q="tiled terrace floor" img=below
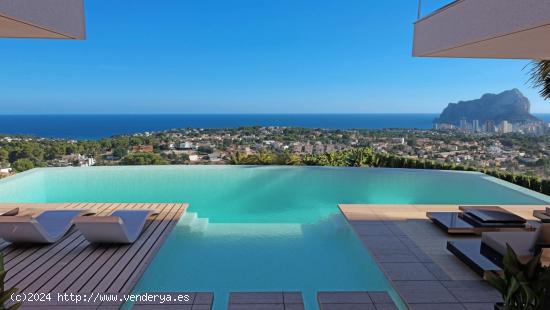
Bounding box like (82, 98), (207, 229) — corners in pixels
(338, 204), (548, 310)
(317, 291), (398, 310)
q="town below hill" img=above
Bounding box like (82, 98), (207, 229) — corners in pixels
(434, 89), (545, 135)
(1, 126), (550, 183)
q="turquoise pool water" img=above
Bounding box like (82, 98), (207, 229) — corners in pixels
(0, 166), (548, 309)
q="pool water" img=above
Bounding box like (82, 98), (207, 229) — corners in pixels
(0, 166), (547, 310)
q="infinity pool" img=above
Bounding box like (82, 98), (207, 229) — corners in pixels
(0, 166), (548, 309)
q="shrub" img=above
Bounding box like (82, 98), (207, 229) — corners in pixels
(11, 159), (34, 172)
(487, 245), (550, 310)
(120, 153), (166, 165)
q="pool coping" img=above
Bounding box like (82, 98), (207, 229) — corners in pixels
(337, 204), (547, 309)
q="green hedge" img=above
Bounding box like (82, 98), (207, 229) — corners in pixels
(229, 147), (550, 196)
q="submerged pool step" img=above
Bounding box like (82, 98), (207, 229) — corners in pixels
(179, 212), (198, 226)
(178, 211), (209, 232)
(190, 217), (209, 232)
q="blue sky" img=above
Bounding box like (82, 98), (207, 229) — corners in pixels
(0, 0), (547, 114)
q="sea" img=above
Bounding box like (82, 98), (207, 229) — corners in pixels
(0, 114), (549, 140)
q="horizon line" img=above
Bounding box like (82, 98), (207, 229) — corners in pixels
(0, 112), (444, 116)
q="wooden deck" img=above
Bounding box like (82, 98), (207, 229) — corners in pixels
(0, 203), (187, 309)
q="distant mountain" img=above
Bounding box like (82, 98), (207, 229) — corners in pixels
(434, 89), (540, 125)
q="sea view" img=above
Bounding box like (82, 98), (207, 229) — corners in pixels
(2, 113), (550, 140)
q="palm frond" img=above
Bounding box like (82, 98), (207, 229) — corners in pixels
(528, 60), (550, 100)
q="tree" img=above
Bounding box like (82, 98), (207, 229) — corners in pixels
(249, 151), (273, 165)
(120, 153), (166, 165)
(280, 152), (301, 165)
(529, 60), (550, 100)
(228, 152), (249, 165)
(112, 147), (128, 159)
(347, 148), (373, 167)
(0, 149), (8, 164)
(197, 146), (214, 155)
(12, 159), (34, 172)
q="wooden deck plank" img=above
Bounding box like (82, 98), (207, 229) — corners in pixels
(77, 203), (168, 293)
(29, 203), (136, 293)
(2, 203), (85, 259)
(7, 203), (117, 290)
(118, 204), (185, 294)
(61, 203), (159, 293)
(4, 203), (95, 268)
(5, 202), (107, 279)
(3, 203), (93, 259)
(95, 203), (181, 293)
(0, 202), (187, 309)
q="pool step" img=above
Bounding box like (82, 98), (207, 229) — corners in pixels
(179, 212), (198, 226)
(190, 217), (209, 232)
(179, 211), (209, 233)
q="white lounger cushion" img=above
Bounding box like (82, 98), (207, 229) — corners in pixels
(74, 210), (157, 244)
(0, 210), (92, 243)
(482, 231), (537, 259)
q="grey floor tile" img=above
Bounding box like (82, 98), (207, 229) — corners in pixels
(393, 281), (458, 304)
(380, 263), (437, 281)
(374, 304), (399, 310)
(442, 281), (501, 303)
(408, 304), (465, 310)
(229, 305), (284, 310)
(282, 292), (303, 304)
(317, 292), (372, 304)
(354, 225), (393, 236)
(368, 292), (393, 304)
(228, 305), (284, 310)
(423, 262), (452, 281)
(409, 247), (434, 263)
(373, 254), (419, 263)
(320, 304), (376, 310)
(462, 303), (497, 310)
(284, 304), (305, 310)
(360, 236), (406, 249)
(230, 293), (283, 304)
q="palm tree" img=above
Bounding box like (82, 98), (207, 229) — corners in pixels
(529, 60), (550, 100)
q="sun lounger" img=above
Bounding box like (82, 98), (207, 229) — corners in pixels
(0, 208), (19, 216)
(460, 206), (526, 227)
(447, 224), (550, 277)
(74, 209), (159, 244)
(480, 223), (550, 266)
(427, 212), (479, 234)
(533, 208), (550, 223)
(0, 209), (94, 244)
(428, 206), (528, 234)
(446, 240), (502, 278)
